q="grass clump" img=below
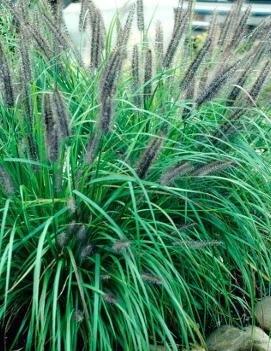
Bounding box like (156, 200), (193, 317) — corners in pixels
(0, 0), (271, 350)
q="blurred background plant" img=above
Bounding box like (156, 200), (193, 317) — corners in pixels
(0, 0), (271, 350)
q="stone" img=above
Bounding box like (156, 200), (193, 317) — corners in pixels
(207, 325), (249, 351)
(207, 324), (271, 351)
(255, 296), (271, 331)
(150, 325), (271, 351)
(150, 344), (205, 350)
(242, 326), (271, 351)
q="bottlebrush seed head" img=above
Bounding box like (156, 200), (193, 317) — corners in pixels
(160, 162), (195, 186)
(226, 67), (249, 106)
(101, 274), (111, 281)
(248, 60), (270, 103)
(180, 38), (212, 92)
(0, 166), (15, 196)
(112, 240), (131, 253)
(173, 0), (184, 33)
(76, 225), (87, 242)
(73, 309), (84, 323)
(90, 8), (105, 69)
(117, 4), (135, 50)
(79, 0), (89, 31)
(103, 292), (118, 305)
(163, 9), (187, 68)
(84, 132), (101, 164)
(18, 28), (33, 123)
(136, 137), (163, 179)
(193, 160), (235, 177)
(56, 231), (70, 249)
(41, 13), (68, 50)
(195, 60), (240, 109)
(67, 220), (78, 237)
(0, 41), (15, 108)
(176, 222), (197, 232)
(136, 0), (144, 32)
(67, 198), (77, 214)
(43, 93), (60, 163)
(99, 95), (114, 133)
(144, 48), (153, 100)
(80, 244), (95, 259)
(230, 5), (251, 49)
(173, 240), (223, 249)
(155, 20), (164, 63)
(52, 89), (71, 139)
(27, 23), (53, 60)
(100, 49), (122, 99)
(132, 44), (139, 83)
(141, 273), (163, 286)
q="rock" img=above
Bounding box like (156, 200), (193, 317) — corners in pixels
(207, 325), (249, 351)
(242, 326), (271, 351)
(207, 325), (271, 351)
(150, 344), (205, 351)
(150, 325), (271, 351)
(255, 296), (271, 331)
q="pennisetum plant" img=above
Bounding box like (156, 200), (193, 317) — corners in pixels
(180, 37), (212, 93)
(155, 20), (164, 71)
(136, 0), (145, 32)
(163, 6), (187, 68)
(18, 28), (33, 124)
(43, 92), (61, 163)
(0, 165), (14, 196)
(143, 48), (153, 103)
(194, 58), (242, 109)
(0, 40), (15, 108)
(136, 135), (163, 179)
(1, 1), (271, 351)
(132, 44), (140, 85)
(160, 161), (195, 186)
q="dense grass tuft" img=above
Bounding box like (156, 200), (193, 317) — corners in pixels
(0, 0), (271, 350)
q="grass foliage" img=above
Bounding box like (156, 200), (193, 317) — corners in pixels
(0, 0), (271, 350)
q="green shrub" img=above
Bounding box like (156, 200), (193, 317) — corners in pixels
(0, 0), (271, 350)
